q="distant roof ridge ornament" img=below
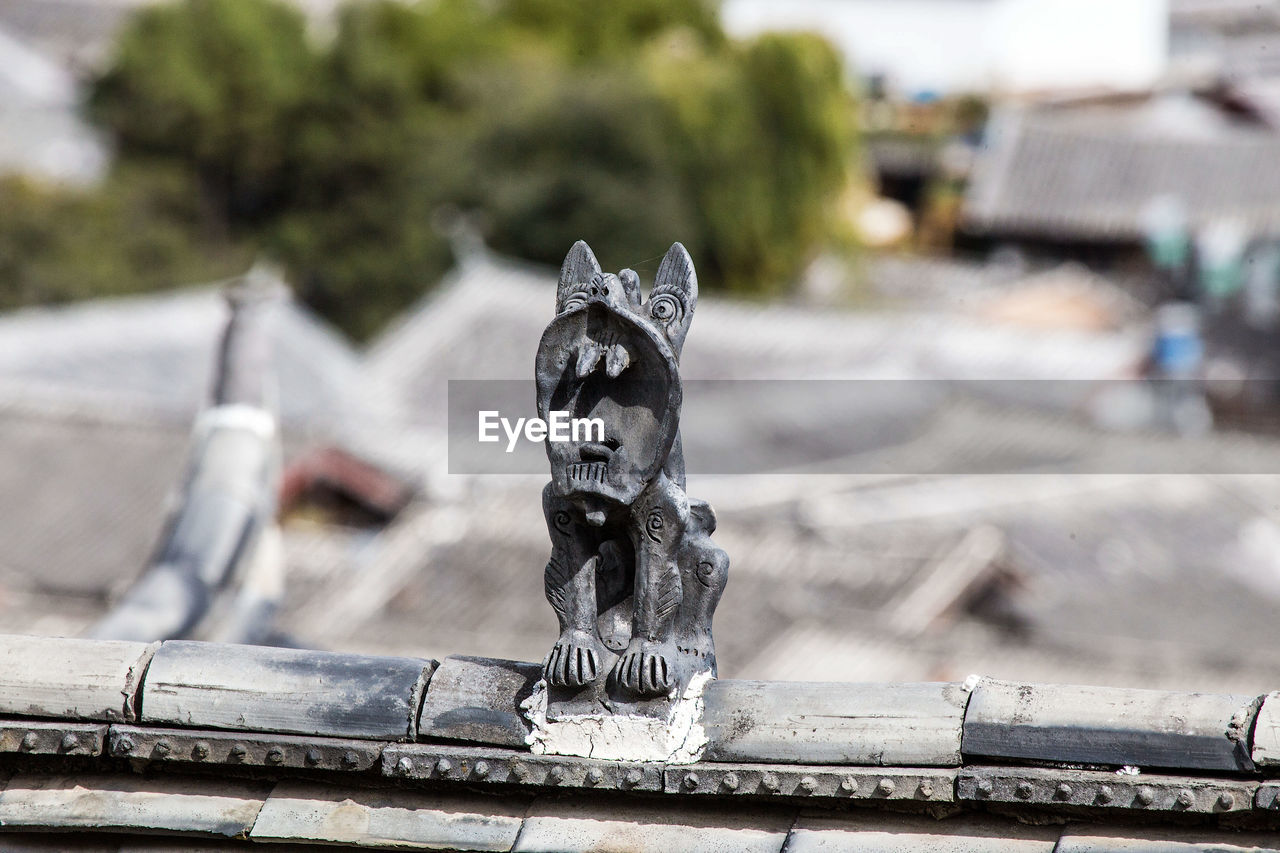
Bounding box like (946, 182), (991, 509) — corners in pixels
(433, 207), (490, 269)
(87, 274), (286, 645)
(215, 260), (287, 410)
(526, 240), (728, 762)
(229, 258), (289, 304)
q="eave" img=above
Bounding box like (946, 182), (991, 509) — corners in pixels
(0, 635), (1279, 849)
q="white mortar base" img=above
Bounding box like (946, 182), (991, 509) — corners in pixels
(521, 671), (712, 764)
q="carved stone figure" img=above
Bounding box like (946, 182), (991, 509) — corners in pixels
(535, 240), (728, 714)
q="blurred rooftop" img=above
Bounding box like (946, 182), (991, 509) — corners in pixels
(3, 254), (1280, 696)
(965, 92), (1280, 243)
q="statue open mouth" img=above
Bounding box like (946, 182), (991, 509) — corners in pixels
(568, 439), (618, 484)
(536, 301), (680, 506)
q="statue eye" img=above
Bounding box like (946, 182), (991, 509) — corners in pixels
(561, 293), (587, 313)
(650, 294), (680, 323)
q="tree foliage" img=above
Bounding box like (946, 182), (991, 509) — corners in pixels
(0, 167), (248, 310)
(90, 0), (316, 224)
(76, 0), (858, 338)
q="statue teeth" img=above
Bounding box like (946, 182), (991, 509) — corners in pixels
(576, 341), (603, 378)
(605, 343), (630, 377)
(569, 462), (607, 483)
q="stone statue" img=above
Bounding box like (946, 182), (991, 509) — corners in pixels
(534, 240), (728, 715)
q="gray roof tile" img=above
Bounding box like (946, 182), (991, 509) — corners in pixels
(964, 100), (1280, 241)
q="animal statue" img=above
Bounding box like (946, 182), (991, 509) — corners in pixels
(534, 240), (728, 708)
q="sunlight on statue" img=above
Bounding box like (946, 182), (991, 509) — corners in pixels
(533, 241), (729, 724)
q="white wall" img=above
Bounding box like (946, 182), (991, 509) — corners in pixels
(988, 0), (1168, 93)
(721, 0), (1169, 96)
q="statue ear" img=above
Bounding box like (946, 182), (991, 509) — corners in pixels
(647, 242), (697, 353)
(689, 499), (717, 534)
(557, 240), (602, 313)
(618, 268), (643, 308)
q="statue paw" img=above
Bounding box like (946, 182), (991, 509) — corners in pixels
(613, 642), (674, 697)
(544, 631), (601, 687)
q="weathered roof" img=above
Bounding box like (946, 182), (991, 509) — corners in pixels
(865, 255), (1150, 327)
(87, 278), (286, 646)
(0, 272), (358, 619)
(0, 402), (190, 603)
(10, 256), (1280, 697)
(366, 252), (1143, 396)
(326, 253), (1280, 695)
(0, 634), (1276, 849)
(357, 251), (1146, 485)
(1171, 0), (1280, 80)
(280, 466), (1280, 697)
(0, 282), (361, 426)
(963, 96), (1280, 242)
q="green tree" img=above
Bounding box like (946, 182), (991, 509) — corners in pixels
(460, 58), (700, 274)
(263, 1), (448, 338)
(80, 0), (859, 338)
(502, 0), (723, 60)
(648, 31), (855, 294)
(90, 0), (316, 224)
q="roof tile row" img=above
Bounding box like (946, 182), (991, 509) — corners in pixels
(1, 773), (1280, 851)
(2, 634), (1280, 777)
